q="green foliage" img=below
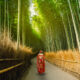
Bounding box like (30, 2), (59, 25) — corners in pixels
(0, 0), (80, 52)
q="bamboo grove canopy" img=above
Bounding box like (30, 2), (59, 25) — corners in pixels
(0, 0), (80, 52)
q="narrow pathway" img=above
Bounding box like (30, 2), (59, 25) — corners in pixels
(21, 58), (78, 80)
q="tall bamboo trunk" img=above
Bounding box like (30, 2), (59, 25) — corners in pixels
(60, 12), (71, 49)
(17, 0), (21, 50)
(7, 0), (10, 39)
(4, 0), (7, 39)
(67, 0), (80, 52)
(22, 16), (25, 46)
(0, 5), (1, 34)
(67, 14), (75, 50)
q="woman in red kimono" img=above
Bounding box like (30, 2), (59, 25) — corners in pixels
(37, 50), (45, 74)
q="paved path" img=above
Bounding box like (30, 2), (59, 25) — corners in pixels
(21, 58), (78, 80)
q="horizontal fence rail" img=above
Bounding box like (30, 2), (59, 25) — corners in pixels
(0, 59), (24, 74)
(0, 62), (24, 74)
(0, 59), (22, 61)
(53, 58), (79, 63)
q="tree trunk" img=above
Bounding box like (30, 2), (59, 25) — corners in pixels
(67, 0), (80, 52)
(17, 0), (21, 50)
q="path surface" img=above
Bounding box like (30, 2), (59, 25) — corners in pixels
(21, 58), (78, 80)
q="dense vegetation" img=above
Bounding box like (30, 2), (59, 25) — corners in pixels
(35, 0), (80, 52)
(0, 0), (80, 52)
(0, 0), (44, 53)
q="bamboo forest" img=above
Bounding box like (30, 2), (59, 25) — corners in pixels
(0, 0), (80, 80)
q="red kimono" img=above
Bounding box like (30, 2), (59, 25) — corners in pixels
(37, 53), (45, 74)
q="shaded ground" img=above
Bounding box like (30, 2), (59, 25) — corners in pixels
(21, 58), (78, 80)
